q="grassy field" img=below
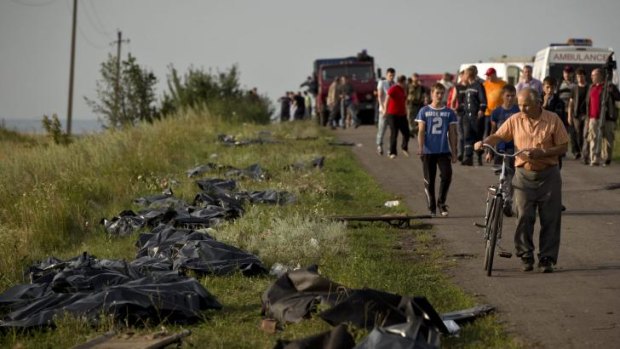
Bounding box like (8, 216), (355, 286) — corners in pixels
(2, 108), (590, 348)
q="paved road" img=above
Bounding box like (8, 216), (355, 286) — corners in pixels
(336, 125), (620, 348)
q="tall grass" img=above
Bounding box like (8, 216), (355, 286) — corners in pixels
(0, 111), (522, 348)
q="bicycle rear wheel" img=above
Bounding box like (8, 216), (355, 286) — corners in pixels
(484, 195), (503, 276)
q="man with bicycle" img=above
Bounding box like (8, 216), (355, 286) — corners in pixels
(474, 88), (568, 273)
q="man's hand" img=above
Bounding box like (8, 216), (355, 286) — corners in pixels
(522, 148), (546, 159)
(477, 110), (484, 119)
(474, 141), (483, 151)
(451, 153), (458, 163)
(485, 152), (493, 163)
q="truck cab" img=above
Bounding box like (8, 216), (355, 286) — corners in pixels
(313, 51), (377, 125)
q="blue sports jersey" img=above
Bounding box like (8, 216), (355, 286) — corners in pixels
(491, 105), (519, 151)
(416, 105), (458, 154)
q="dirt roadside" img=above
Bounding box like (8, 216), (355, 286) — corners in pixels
(336, 125), (620, 348)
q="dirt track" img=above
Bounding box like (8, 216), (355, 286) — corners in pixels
(336, 125), (620, 348)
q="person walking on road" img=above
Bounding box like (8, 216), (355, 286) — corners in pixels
(376, 68), (396, 155)
(383, 75), (410, 159)
(585, 68), (620, 166)
(488, 84), (520, 216)
(567, 67), (589, 161)
(483, 68), (507, 138)
(460, 66), (487, 166)
(406, 73), (429, 138)
(475, 88), (569, 273)
(516, 65), (543, 95)
(416, 83), (458, 217)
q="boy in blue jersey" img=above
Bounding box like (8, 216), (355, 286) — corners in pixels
(416, 83), (458, 217)
(488, 84), (519, 216)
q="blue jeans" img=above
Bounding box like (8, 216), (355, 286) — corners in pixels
(376, 113), (387, 146)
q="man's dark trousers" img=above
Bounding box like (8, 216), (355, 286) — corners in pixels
(421, 153), (452, 212)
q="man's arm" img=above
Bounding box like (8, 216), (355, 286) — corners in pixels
(474, 134), (503, 151)
(478, 83), (488, 116)
(523, 143), (568, 160)
(448, 123), (458, 162)
(417, 121), (425, 155)
(383, 95), (391, 115)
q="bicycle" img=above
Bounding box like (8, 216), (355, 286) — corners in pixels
(476, 144), (525, 276)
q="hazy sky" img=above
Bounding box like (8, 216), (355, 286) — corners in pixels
(1, 0), (619, 121)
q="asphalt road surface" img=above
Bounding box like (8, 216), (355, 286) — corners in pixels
(336, 125), (620, 348)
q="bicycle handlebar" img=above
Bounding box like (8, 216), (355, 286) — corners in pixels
(482, 144), (526, 158)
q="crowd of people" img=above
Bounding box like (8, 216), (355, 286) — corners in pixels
(280, 62), (618, 273)
(375, 63), (619, 273)
(277, 90), (314, 122)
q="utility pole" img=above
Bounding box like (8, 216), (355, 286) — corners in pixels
(66, 0), (77, 136)
(111, 30), (130, 124)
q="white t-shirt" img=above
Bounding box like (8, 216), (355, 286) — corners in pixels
(377, 79), (394, 113)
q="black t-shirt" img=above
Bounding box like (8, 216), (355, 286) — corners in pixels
(576, 85), (587, 115)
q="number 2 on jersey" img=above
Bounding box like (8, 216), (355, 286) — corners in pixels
(431, 117), (443, 135)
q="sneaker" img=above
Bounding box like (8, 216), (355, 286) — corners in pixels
(521, 257), (534, 272)
(503, 203), (513, 217)
(574, 153), (581, 160)
(438, 204), (449, 217)
(402, 149), (409, 157)
(377, 145), (384, 156)
(605, 159), (611, 166)
(389, 154), (396, 159)
(538, 257), (554, 273)
(429, 210), (437, 218)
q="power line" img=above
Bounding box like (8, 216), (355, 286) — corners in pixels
(87, 0), (112, 36)
(10, 0), (56, 7)
(63, 0), (107, 49)
(82, 0), (112, 37)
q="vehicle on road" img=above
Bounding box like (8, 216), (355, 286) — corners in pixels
(532, 38), (617, 85)
(312, 51), (377, 125)
(458, 59), (532, 86)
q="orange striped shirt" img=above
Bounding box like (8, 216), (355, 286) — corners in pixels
(494, 109), (569, 171)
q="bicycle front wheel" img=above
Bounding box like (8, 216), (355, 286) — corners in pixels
(485, 195), (503, 276)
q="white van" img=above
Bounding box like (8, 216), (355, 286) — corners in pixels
(532, 38), (617, 84)
(458, 61), (531, 86)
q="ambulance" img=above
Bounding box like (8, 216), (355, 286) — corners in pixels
(532, 38), (617, 83)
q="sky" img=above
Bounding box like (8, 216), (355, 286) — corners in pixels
(1, 0), (620, 123)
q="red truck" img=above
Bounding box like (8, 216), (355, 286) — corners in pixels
(311, 51), (377, 125)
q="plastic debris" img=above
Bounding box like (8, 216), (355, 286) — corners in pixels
(384, 200), (400, 207)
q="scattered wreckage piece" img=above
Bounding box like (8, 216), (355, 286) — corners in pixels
(71, 329), (191, 349)
(274, 324), (355, 349)
(135, 225), (267, 276)
(261, 267), (349, 324)
(285, 156), (325, 171)
(186, 163), (235, 178)
(440, 304), (495, 325)
(237, 190), (296, 205)
(328, 214), (433, 228)
(355, 315), (441, 349)
(261, 268), (494, 348)
(224, 163), (270, 181)
(328, 140), (357, 146)
(0, 253), (222, 329)
(217, 134), (282, 146)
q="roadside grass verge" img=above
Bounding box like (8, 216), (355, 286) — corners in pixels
(1, 111), (519, 348)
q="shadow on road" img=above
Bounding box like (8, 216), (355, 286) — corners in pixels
(562, 210), (620, 216)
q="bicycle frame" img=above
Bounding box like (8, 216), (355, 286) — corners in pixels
(480, 144), (525, 276)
